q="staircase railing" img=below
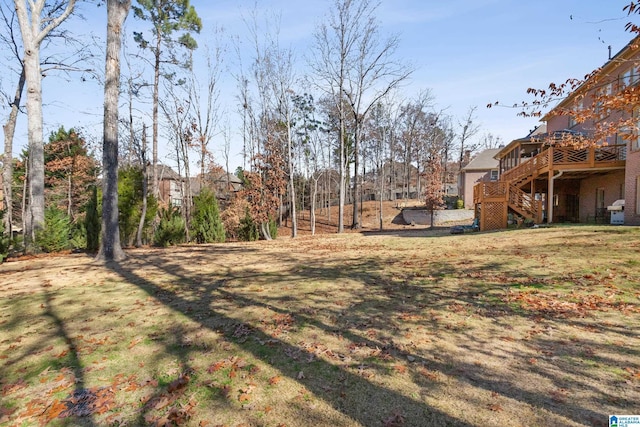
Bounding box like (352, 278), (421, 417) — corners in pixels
(508, 184), (542, 222)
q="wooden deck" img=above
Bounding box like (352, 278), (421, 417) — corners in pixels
(473, 144), (626, 231)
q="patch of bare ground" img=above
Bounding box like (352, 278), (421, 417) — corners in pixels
(1, 225), (639, 426)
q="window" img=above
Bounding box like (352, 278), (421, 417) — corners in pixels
(620, 65), (640, 89)
(490, 170), (498, 181)
(595, 83), (612, 120)
(635, 108), (640, 151)
(621, 69), (632, 88)
(568, 98), (586, 128)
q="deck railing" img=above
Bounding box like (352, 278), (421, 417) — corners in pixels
(499, 144), (625, 188)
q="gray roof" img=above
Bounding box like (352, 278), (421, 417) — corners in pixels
(462, 148), (500, 171)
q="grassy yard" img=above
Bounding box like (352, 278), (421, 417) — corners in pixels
(1, 225), (639, 426)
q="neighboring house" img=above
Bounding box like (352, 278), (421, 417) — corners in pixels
(474, 37), (639, 230)
(459, 148), (500, 209)
(149, 164), (184, 207)
(151, 165), (247, 209)
(207, 172), (244, 205)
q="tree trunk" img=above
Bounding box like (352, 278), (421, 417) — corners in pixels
(152, 41), (160, 200)
(260, 222), (271, 240)
(2, 67), (25, 236)
(136, 125), (148, 247)
(96, 0), (130, 262)
(181, 140), (191, 243)
(287, 123), (297, 238)
(352, 130), (360, 229)
(338, 120), (345, 233)
(21, 154), (28, 234)
(15, 0), (77, 253)
(23, 44), (44, 252)
(311, 177), (317, 235)
(67, 173), (72, 218)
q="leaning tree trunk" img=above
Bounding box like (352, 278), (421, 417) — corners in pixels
(96, 0), (130, 262)
(2, 68), (26, 236)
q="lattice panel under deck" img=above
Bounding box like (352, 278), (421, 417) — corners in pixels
(483, 202), (505, 230)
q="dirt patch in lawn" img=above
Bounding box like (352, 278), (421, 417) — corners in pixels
(1, 225), (639, 426)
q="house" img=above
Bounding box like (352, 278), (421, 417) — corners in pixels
(203, 171), (244, 206)
(459, 148), (500, 209)
(474, 36), (639, 230)
(147, 164), (184, 207)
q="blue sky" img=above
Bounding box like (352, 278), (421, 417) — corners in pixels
(3, 0), (636, 170)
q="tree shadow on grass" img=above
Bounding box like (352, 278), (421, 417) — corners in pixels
(106, 252), (475, 426)
(101, 241), (640, 426)
(41, 288), (99, 427)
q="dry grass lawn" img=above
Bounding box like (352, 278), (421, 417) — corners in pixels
(1, 224), (639, 426)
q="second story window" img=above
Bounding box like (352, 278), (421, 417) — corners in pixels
(595, 83), (612, 121)
(634, 107), (640, 151)
(620, 65), (640, 89)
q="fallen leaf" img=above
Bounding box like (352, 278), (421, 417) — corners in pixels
(418, 368), (439, 382)
(269, 376), (282, 385)
(487, 403), (503, 412)
(128, 338), (142, 349)
(167, 374), (190, 393)
(393, 364), (407, 374)
(208, 361), (226, 373)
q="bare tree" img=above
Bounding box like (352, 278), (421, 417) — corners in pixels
(96, 0), (131, 262)
(160, 77), (193, 240)
(397, 91), (433, 201)
(341, 3), (412, 229)
(457, 106), (480, 170)
(268, 42), (298, 238)
(311, 0), (411, 231)
(189, 27), (225, 184)
(310, 0), (353, 233)
(14, 0), (76, 251)
(235, 8), (300, 239)
(479, 131), (503, 149)
(366, 100), (391, 229)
